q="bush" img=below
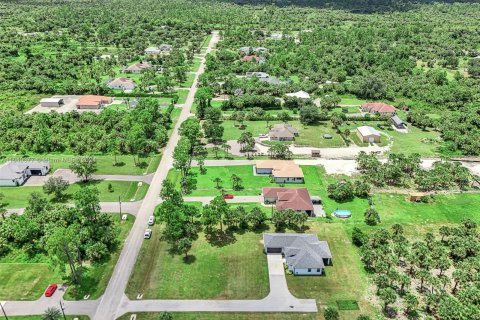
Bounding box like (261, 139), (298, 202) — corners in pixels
(352, 227), (368, 246)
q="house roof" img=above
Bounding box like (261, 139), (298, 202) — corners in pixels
(269, 124), (299, 139)
(256, 160), (304, 178)
(263, 187), (314, 212)
(357, 126), (380, 137)
(77, 95), (113, 106)
(259, 77), (286, 85)
(0, 161), (49, 180)
(40, 98), (63, 103)
(246, 72), (269, 78)
(361, 102), (397, 114)
(285, 91), (310, 99)
(159, 44), (172, 50)
(263, 233), (332, 269)
(126, 62), (151, 72)
(241, 55), (265, 63)
(107, 77), (136, 88)
(145, 47), (160, 53)
(391, 115), (405, 125)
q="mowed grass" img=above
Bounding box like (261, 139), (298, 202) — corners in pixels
(221, 120), (344, 148)
(286, 222), (373, 318)
(0, 153), (161, 175)
(126, 226), (269, 300)
(0, 263), (63, 300)
(0, 215), (134, 301)
(0, 180), (149, 208)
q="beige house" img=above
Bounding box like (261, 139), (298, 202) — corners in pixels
(356, 126), (381, 143)
(269, 124), (299, 141)
(255, 160), (304, 183)
(124, 62), (151, 74)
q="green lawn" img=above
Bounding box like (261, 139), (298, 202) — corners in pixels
(338, 95), (368, 106)
(167, 165), (330, 197)
(0, 215), (134, 301)
(176, 89), (189, 104)
(1, 180), (149, 208)
(221, 120), (345, 148)
(0, 153), (161, 175)
(126, 226), (269, 300)
(190, 58), (202, 72)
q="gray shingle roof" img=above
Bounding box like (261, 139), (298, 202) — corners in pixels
(0, 161), (49, 180)
(263, 233), (332, 269)
(391, 115), (404, 126)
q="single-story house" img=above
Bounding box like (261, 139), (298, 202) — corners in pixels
(0, 161), (50, 187)
(270, 33), (283, 41)
(124, 62), (151, 74)
(76, 95), (113, 109)
(263, 187), (314, 215)
(356, 126), (381, 143)
(159, 44), (173, 52)
(392, 115), (407, 129)
(40, 98), (64, 107)
(361, 102), (397, 116)
(145, 47), (161, 55)
(255, 47), (268, 54)
(255, 160), (304, 183)
(107, 78), (136, 91)
(239, 46), (252, 55)
(285, 91), (310, 99)
(263, 233), (332, 275)
(269, 124), (299, 141)
(246, 72), (270, 79)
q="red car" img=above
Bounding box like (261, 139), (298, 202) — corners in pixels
(45, 284), (58, 297)
(223, 194), (234, 199)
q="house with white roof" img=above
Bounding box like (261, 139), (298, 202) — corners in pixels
(356, 126), (381, 143)
(263, 233), (332, 275)
(285, 91), (310, 99)
(0, 161), (50, 186)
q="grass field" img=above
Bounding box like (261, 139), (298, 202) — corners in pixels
(338, 95), (368, 106)
(126, 226), (269, 300)
(0, 215), (134, 301)
(221, 120), (345, 148)
(0, 180), (149, 208)
(0, 153), (161, 175)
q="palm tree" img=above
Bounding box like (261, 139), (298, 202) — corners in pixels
(222, 143), (231, 157)
(43, 307), (61, 320)
(213, 177), (222, 189)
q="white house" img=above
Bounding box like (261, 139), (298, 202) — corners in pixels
(145, 47), (161, 55)
(263, 233), (332, 276)
(107, 78), (136, 91)
(0, 161), (50, 187)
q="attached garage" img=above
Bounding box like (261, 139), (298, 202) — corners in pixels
(266, 247), (282, 254)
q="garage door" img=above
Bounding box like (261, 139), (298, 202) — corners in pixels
(266, 247), (282, 254)
(30, 169), (42, 175)
(368, 137), (375, 143)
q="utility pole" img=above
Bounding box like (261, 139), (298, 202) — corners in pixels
(119, 196), (122, 220)
(59, 300), (66, 320)
(0, 302), (8, 320)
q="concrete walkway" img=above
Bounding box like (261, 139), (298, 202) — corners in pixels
(24, 169), (153, 186)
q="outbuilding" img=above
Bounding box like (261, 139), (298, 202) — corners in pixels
(356, 126), (381, 143)
(40, 98), (64, 108)
(392, 115), (407, 129)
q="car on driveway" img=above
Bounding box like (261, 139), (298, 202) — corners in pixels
(45, 284), (57, 297)
(148, 216), (155, 225)
(223, 194), (234, 199)
(144, 229), (152, 239)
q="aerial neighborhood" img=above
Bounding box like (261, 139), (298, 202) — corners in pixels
(0, 1), (479, 320)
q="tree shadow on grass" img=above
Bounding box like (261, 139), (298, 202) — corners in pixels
(183, 255), (197, 264)
(65, 266), (99, 300)
(136, 161), (148, 169)
(205, 229), (236, 247)
(113, 161), (125, 167)
(251, 223), (270, 234)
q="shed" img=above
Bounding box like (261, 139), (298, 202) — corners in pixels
(409, 192), (428, 202)
(311, 150), (321, 157)
(392, 115), (407, 129)
(40, 98), (64, 107)
(356, 126), (381, 143)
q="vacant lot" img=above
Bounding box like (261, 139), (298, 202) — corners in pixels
(126, 226), (269, 300)
(0, 215), (134, 301)
(0, 180), (149, 208)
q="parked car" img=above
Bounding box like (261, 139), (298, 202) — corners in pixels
(259, 134), (268, 138)
(144, 229), (152, 239)
(223, 194), (234, 199)
(45, 284), (58, 297)
(148, 216), (155, 225)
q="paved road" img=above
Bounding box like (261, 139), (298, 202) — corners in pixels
(92, 31), (220, 320)
(24, 169), (153, 186)
(115, 254), (317, 315)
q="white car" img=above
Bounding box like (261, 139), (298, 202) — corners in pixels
(259, 134), (268, 138)
(148, 216), (155, 226)
(144, 229), (152, 239)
